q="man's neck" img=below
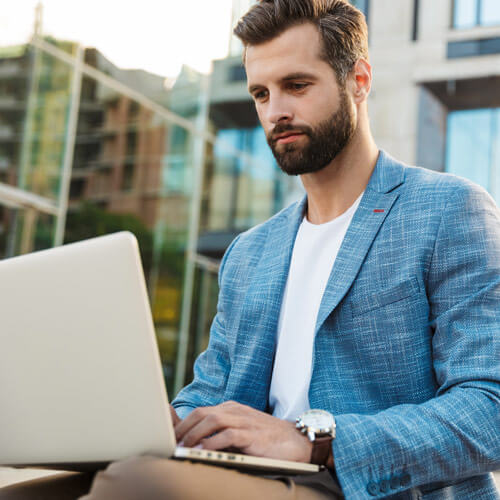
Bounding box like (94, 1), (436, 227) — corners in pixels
(301, 133), (379, 225)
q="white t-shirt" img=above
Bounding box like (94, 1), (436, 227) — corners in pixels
(269, 192), (364, 421)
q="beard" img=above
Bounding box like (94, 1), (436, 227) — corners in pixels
(266, 89), (356, 176)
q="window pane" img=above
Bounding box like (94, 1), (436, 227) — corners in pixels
(480, 0), (500, 26)
(446, 109), (493, 196)
(20, 48), (74, 201)
(453, 0), (478, 28)
(351, 0), (368, 17)
(209, 127), (280, 232)
(11, 210), (57, 255)
(0, 207), (16, 259)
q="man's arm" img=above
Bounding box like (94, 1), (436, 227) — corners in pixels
(330, 183), (500, 498)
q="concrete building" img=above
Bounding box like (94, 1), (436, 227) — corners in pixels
(369, 0), (499, 188)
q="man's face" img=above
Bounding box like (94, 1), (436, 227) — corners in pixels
(245, 23), (356, 176)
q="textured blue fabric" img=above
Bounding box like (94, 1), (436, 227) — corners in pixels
(173, 150), (500, 499)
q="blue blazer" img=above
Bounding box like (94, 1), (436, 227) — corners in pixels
(173, 150), (500, 499)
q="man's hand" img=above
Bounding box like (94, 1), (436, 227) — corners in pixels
(170, 404), (181, 426)
(174, 401), (313, 463)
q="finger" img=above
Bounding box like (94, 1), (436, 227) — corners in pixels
(170, 405), (181, 426)
(175, 404), (241, 441)
(181, 412), (243, 448)
(201, 428), (251, 452)
(175, 406), (210, 441)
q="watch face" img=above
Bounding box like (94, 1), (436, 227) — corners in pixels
(300, 409), (335, 434)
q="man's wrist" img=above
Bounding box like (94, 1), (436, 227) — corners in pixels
(296, 409), (336, 466)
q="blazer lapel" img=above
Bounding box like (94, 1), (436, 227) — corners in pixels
(314, 150), (406, 335)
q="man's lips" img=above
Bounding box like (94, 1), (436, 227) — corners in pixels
(274, 132), (305, 144)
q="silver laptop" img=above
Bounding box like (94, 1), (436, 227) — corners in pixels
(0, 232), (319, 475)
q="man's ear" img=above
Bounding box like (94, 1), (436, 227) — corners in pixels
(350, 58), (372, 104)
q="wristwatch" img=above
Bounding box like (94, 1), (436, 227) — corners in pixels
(296, 409), (336, 465)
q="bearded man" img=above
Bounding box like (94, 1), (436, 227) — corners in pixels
(6, 1), (499, 499)
(170, 2), (500, 498)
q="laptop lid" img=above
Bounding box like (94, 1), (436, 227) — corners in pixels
(0, 232), (176, 467)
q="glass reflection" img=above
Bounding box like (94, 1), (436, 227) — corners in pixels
(0, 207), (16, 258)
(12, 210), (58, 254)
(351, 0), (368, 17)
(208, 127), (280, 231)
(453, 0), (500, 28)
(453, 0), (478, 28)
(480, 0), (500, 25)
(446, 108), (499, 205)
(19, 46), (74, 201)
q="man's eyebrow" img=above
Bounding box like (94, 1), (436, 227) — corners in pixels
(280, 72), (318, 82)
(248, 83), (264, 94)
(248, 72), (318, 94)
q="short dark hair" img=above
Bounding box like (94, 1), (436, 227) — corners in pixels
(233, 0), (369, 85)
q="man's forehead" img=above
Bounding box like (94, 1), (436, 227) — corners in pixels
(245, 23), (328, 88)
(246, 23), (323, 66)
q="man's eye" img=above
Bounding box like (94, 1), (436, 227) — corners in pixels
(254, 90), (268, 100)
(290, 83), (308, 91)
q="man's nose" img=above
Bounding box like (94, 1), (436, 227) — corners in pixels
(266, 96), (293, 124)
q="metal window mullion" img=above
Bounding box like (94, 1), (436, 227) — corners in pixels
(54, 44), (83, 246)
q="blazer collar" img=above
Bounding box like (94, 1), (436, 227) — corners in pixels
(368, 149), (406, 194)
(290, 149), (406, 220)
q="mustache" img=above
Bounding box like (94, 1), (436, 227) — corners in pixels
(267, 124), (312, 145)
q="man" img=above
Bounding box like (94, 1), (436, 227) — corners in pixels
(6, 1), (499, 499)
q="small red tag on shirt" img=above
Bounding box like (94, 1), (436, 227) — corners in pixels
(373, 209), (385, 213)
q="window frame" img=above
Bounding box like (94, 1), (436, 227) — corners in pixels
(452, 0), (500, 29)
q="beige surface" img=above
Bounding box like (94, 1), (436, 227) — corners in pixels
(0, 467), (64, 488)
(1, 466), (499, 491)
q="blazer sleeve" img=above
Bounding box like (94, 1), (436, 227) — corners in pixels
(332, 183), (500, 499)
(172, 235), (241, 420)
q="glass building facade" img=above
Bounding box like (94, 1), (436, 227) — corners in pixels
(0, 12), (294, 395)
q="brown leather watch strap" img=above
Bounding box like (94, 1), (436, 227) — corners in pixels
(310, 435), (333, 465)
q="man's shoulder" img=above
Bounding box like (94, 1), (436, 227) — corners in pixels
(399, 161), (493, 206)
(233, 200), (300, 246)
(220, 200), (301, 266)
